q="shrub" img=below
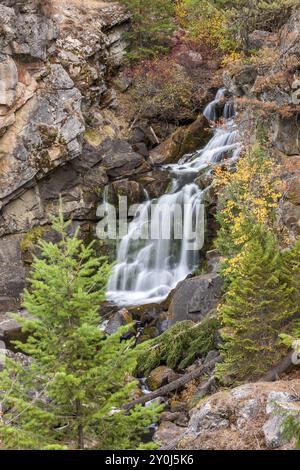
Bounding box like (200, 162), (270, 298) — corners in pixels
(129, 59), (197, 123)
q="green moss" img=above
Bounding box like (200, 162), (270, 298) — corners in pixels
(84, 126), (115, 148)
(137, 314), (220, 375)
(20, 226), (46, 253)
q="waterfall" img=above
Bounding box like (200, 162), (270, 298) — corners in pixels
(105, 90), (240, 306)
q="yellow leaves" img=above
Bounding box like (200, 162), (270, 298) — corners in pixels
(174, 0), (188, 27)
(221, 51), (242, 67)
(223, 252), (244, 276)
(215, 146), (282, 264)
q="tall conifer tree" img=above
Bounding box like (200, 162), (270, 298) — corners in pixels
(0, 211), (159, 450)
(216, 226), (296, 384)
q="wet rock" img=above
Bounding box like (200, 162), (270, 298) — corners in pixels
(111, 179), (146, 206)
(104, 308), (133, 336)
(149, 115), (211, 166)
(168, 273), (223, 325)
(135, 170), (172, 199)
(100, 139), (149, 178)
(148, 366), (178, 391)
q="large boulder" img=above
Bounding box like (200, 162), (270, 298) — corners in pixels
(104, 308), (133, 336)
(168, 273), (223, 325)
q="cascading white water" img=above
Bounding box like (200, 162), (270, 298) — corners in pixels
(105, 89), (240, 306)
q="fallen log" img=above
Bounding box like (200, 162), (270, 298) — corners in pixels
(123, 356), (221, 411)
(259, 351), (294, 382)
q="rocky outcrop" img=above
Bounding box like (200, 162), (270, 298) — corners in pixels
(174, 379), (300, 450)
(280, 9), (300, 57)
(221, 9), (300, 240)
(0, 0), (135, 310)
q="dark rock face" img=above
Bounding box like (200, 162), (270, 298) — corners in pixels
(168, 273), (223, 325)
(272, 114), (300, 155)
(223, 65), (258, 97)
(100, 139), (149, 178)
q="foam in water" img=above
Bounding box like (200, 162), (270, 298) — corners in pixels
(105, 90), (240, 306)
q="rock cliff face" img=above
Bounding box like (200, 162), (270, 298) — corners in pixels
(0, 0), (136, 310)
(223, 10), (300, 238)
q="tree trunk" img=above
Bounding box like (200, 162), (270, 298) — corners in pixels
(75, 398), (85, 450)
(123, 356), (221, 411)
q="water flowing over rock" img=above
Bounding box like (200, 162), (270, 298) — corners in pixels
(106, 90), (240, 307)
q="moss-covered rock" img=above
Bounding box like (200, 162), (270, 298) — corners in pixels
(148, 366), (178, 391)
(137, 315), (220, 376)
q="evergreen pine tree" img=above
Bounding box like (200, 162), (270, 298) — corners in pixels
(216, 225), (296, 385)
(218, 0), (297, 49)
(120, 0), (175, 62)
(0, 210), (160, 450)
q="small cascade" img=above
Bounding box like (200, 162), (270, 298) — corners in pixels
(105, 89), (240, 306)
